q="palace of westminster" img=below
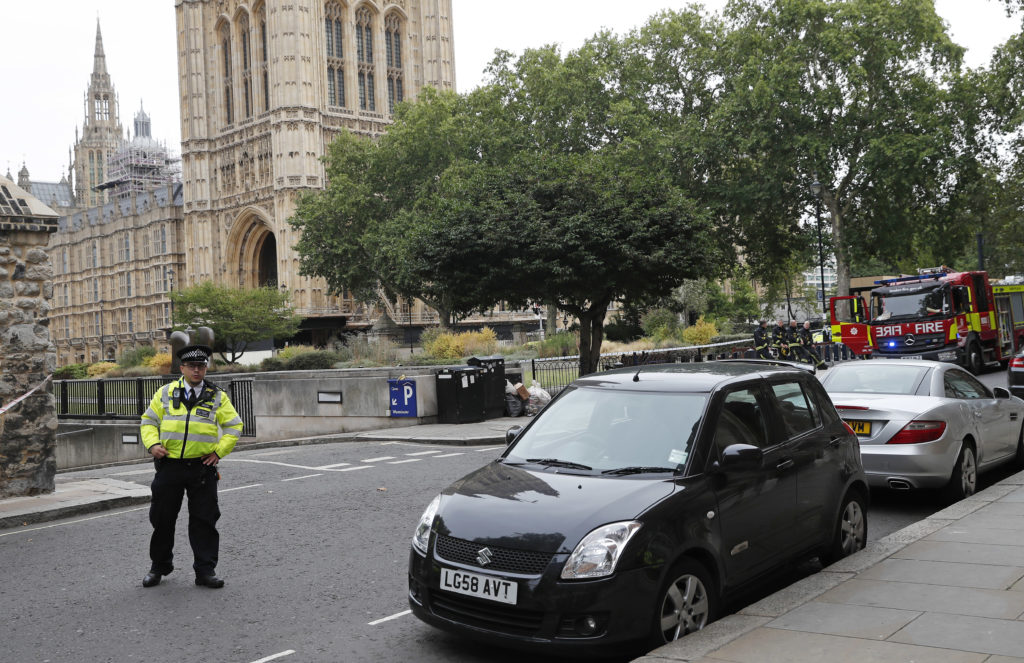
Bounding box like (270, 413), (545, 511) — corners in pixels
(6, 1), (459, 366)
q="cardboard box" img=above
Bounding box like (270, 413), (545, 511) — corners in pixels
(514, 383), (530, 400)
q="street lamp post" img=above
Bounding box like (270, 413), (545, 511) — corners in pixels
(810, 180), (827, 315)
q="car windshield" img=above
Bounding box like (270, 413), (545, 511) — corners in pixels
(823, 363), (930, 395)
(505, 386), (707, 473)
(872, 284), (947, 321)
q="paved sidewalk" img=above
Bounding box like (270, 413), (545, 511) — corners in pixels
(640, 470), (1024, 663)
(0, 417), (519, 530)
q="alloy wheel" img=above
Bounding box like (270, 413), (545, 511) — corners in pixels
(838, 498), (866, 556)
(659, 573), (710, 641)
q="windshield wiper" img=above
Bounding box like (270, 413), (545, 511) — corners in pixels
(601, 466), (679, 475)
(524, 458), (593, 471)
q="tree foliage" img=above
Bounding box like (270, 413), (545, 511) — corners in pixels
(170, 282), (301, 363)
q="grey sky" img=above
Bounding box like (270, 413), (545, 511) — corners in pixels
(1, 0), (1019, 185)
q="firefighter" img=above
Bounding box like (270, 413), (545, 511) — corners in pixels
(772, 319), (790, 358)
(140, 344), (244, 589)
(753, 320), (772, 359)
(795, 320), (828, 370)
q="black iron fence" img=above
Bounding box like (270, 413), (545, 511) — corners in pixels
(530, 339), (855, 396)
(52, 377), (256, 437)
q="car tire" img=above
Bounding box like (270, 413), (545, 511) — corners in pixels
(819, 489), (867, 566)
(648, 558), (718, 648)
(943, 443), (977, 503)
(966, 341), (984, 375)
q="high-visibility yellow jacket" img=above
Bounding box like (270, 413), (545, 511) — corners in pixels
(140, 377), (243, 459)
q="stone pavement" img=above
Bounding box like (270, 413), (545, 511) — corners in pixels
(4, 419), (1024, 663)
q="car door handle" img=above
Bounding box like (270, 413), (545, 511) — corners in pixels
(776, 458), (794, 470)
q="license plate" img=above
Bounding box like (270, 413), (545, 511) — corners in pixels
(901, 355), (923, 360)
(440, 568), (518, 605)
(846, 420), (871, 435)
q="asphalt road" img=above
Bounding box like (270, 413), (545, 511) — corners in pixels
(0, 365), (1014, 663)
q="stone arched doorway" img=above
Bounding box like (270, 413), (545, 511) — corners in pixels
(227, 209), (277, 289)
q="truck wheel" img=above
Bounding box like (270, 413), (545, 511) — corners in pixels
(966, 341), (984, 375)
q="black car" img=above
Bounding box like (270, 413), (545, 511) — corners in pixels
(1009, 352), (1024, 399)
(408, 361), (868, 656)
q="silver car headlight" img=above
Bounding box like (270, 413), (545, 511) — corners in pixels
(411, 494), (441, 555)
(561, 521), (642, 580)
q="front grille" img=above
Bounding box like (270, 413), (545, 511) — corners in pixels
(435, 535), (553, 575)
(876, 332), (946, 354)
(430, 592), (544, 635)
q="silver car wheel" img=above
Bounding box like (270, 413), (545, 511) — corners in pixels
(961, 446), (977, 497)
(838, 498), (866, 556)
(659, 572), (710, 641)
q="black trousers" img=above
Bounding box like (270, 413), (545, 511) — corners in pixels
(149, 457), (221, 576)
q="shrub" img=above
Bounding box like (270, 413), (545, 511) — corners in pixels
(260, 357), (285, 372)
(145, 353), (173, 375)
(346, 336), (399, 365)
(537, 332), (578, 358)
(87, 362), (118, 377)
(278, 345), (319, 361)
(641, 308), (680, 338)
(284, 351), (343, 371)
(463, 327), (498, 356)
(122, 365), (157, 377)
(423, 332), (465, 360)
(682, 316), (719, 346)
(118, 346), (156, 368)
(603, 317), (644, 342)
(55, 363), (90, 380)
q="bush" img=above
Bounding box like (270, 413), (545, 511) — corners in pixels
(463, 327), (498, 356)
(603, 317), (644, 342)
(641, 308), (680, 338)
(118, 346), (156, 368)
(146, 353), (173, 375)
(682, 316), (719, 346)
(284, 351), (343, 371)
(423, 332), (465, 360)
(87, 362), (118, 377)
(536, 332), (578, 358)
(346, 336), (399, 365)
(278, 345), (319, 361)
(260, 357), (285, 372)
(122, 365), (157, 377)
(55, 363), (90, 380)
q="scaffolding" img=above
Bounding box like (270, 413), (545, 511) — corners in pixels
(96, 103), (181, 201)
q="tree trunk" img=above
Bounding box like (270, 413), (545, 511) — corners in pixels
(546, 305), (558, 337)
(828, 195), (851, 297)
(577, 308), (609, 376)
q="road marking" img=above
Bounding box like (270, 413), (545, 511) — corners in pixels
(387, 459), (421, 464)
(219, 484), (262, 493)
(368, 609), (412, 626)
(249, 651), (295, 663)
(361, 456), (395, 462)
(224, 459), (325, 470)
(0, 507), (148, 538)
(280, 474), (323, 482)
(433, 453), (464, 458)
(339, 465), (373, 472)
(247, 450), (297, 457)
(315, 462), (351, 469)
(476, 446), (503, 452)
(110, 467), (155, 477)
(406, 450), (443, 456)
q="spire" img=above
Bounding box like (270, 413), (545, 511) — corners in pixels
(94, 19), (107, 76)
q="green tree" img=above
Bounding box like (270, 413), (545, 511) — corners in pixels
(170, 282), (300, 363)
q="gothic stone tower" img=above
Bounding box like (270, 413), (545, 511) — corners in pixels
(174, 0), (455, 330)
(73, 21), (125, 209)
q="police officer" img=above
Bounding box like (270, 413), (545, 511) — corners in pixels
(772, 319), (789, 358)
(753, 320), (772, 359)
(140, 344), (244, 589)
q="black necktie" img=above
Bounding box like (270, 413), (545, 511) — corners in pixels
(185, 389), (196, 409)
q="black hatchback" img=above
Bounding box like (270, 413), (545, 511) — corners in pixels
(408, 361), (867, 656)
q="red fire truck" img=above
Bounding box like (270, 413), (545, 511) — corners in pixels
(830, 268), (1024, 374)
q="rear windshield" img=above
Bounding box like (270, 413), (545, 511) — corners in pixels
(507, 387), (707, 472)
(823, 363), (930, 395)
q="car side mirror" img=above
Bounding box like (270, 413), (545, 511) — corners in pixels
(993, 386), (1011, 399)
(718, 444), (764, 473)
(505, 426), (523, 445)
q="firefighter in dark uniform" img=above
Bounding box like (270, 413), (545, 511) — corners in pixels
(140, 344), (244, 589)
(753, 320), (772, 359)
(794, 320), (828, 369)
(772, 319), (790, 358)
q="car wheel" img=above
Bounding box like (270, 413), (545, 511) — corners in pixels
(820, 489), (867, 566)
(649, 558), (718, 647)
(967, 341), (984, 375)
(943, 443), (977, 503)
(1014, 425), (1024, 471)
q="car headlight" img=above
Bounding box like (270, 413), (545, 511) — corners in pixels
(561, 521), (642, 580)
(411, 494), (441, 555)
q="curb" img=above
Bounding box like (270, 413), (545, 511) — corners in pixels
(0, 493), (151, 530)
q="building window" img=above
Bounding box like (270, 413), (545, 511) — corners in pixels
(160, 225), (167, 254)
(221, 25), (234, 126)
(92, 241), (98, 268)
(385, 13), (403, 114)
(260, 16), (270, 111)
(325, 3), (346, 107)
(127, 309), (134, 333)
(356, 7), (375, 111)
(162, 266), (171, 292)
(240, 14), (253, 118)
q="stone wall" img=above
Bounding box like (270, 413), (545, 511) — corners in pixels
(0, 229), (59, 497)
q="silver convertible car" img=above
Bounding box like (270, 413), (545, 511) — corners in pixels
(820, 360), (1024, 501)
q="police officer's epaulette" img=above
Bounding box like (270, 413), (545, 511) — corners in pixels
(202, 380), (223, 394)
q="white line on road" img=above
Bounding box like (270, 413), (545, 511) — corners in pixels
(0, 507), (148, 538)
(368, 609), (412, 626)
(405, 450), (443, 456)
(219, 484), (263, 493)
(361, 456), (395, 462)
(387, 459), (421, 464)
(315, 462), (351, 469)
(475, 446), (503, 452)
(280, 474), (323, 482)
(248, 650), (295, 663)
(246, 450), (297, 457)
(432, 453), (464, 458)
(339, 465), (373, 472)
(223, 459), (324, 470)
(109, 468), (155, 477)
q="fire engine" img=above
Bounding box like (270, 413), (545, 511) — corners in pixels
(829, 267), (1024, 374)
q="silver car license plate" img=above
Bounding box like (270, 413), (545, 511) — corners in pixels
(440, 568), (517, 604)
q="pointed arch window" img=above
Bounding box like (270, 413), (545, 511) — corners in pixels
(259, 11), (270, 112)
(221, 24), (234, 126)
(356, 7), (375, 111)
(325, 2), (346, 107)
(385, 13), (404, 114)
(239, 13), (253, 118)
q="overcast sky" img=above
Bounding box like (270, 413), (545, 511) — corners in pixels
(2, 0), (1019, 184)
